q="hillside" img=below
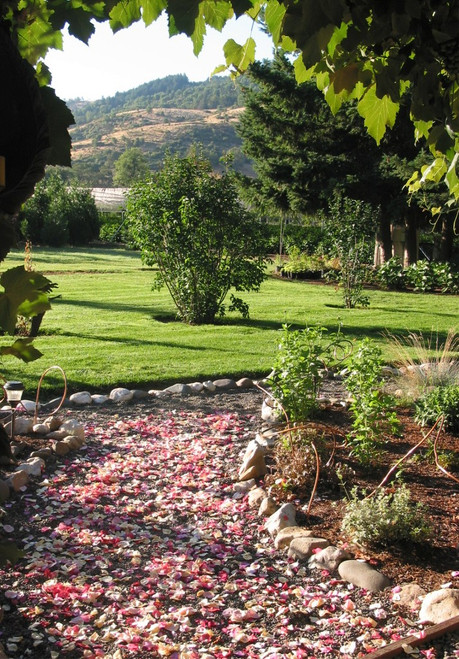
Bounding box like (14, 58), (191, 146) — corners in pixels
(66, 75), (253, 186)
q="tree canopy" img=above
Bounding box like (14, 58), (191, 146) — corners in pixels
(0, 0), (458, 250)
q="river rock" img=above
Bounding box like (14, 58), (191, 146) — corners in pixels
(189, 382), (204, 393)
(91, 394), (109, 405)
(109, 387), (134, 402)
(274, 526), (315, 550)
(32, 423), (50, 435)
(69, 391), (92, 405)
(248, 487), (266, 508)
(203, 381), (216, 392)
(308, 545), (352, 571)
(59, 419), (85, 441)
(164, 383), (192, 395)
(419, 588), (459, 624)
(258, 496), (277, 517)
(238, 439), (267, 481)
(6, 469), (29, 491)
(391, 583), (426, 610)
(9, 417), (33, 435)
(265, 503), (297, 537)
(338, 560), (391, 592)
(236, 377), (254, 388)
(16, 457), (45, 477)
(213, 378), (236, 390)
(288, 537), (329, 561)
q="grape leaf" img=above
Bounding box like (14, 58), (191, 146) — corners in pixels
(357, 86), (398, 144)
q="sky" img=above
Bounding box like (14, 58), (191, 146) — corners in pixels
(44, 14), (274, 102)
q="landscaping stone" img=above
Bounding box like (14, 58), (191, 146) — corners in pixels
(419, 588), (459, 624)
(391, 583), (426, 610)
(63, 435), (83, 450)
(234, 479), (256, 493)
(44, 416), (64, 431)
(247, 487), (266, 508)
(238, 439), (267, 481)
(258, 497), (277, 517)
(30, 448), (53, 460)
(6, 469), (29, 492)
(59, 419), (85, 441)
(213, 378), (236, 390)
(338, 560), (391, 592)
(91, 394), (109, 405)
(203, 381), (216, 392)
(41, 397), (66, 412)
(16, 457), (44, 477)
(287, 536), (329, 561)
(308, 545), (352, 572)
(32, 422), (50, 435)
(189, 382), (204, 393)
(236, 377), (254, 388)
(8, 417), (33, 435)
(51, 440), (71, 456)
(164, 383), (192, 396)
(18, 400), (38, 414)
(265, 503), (297, 537)
(255, 430), (277, 449)
(70, 391), (92, 405)
(274, 526), (315, 550)
(261, 398), (282, 423)
(131, 389), (149, 399)
(109, 387), (134, 402)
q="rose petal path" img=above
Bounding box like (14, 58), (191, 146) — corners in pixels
(0, 410), (436, 658)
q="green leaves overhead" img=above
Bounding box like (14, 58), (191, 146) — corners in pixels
(357, 87), (398, 145)
(2, 0), (458, 205)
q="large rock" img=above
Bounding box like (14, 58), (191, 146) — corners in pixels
(164, 383), (192, 396)
(69, 391), (92, 406)
(6, 470), (29, 492)
(261, 398), (282, 423)
(274, 526), (315, 550)
(338, 560), (391, 593)
(248, 487), (266, 508)
(238, 439), (267, 481)
(109, 387), (134, 402)
(16, 457), (44, 477)
(288, 537), (329, 561)
(91, 394), (109, 405)
(59, 419), (85, 442)
(308, 545), (352, 572)
(419, 589), (459, 624)
(265, 503), (297, 537)
(7, 416), (33, 435)
(213, 378), (236, 390)
(391, 583), (426, 611)
(203, 381), (216, 393)
(258, 497), (277, 517)
(236, 377), (254, 388)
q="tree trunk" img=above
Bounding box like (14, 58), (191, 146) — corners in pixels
(376, 216), (393, 263)
(437, 214), (455, 262)
(404, 209), (418, 265)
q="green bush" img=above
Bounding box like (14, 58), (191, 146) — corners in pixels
(267, 325), (349, 422)
(341, 484), (433, 547)
(414, 385), (459, 432)
(375, 257), (405, 290)
(405, 260), (459, 293)
(344, 339), (400, 464)
(126, 150), (267, 324)
(20, 170), (99, 246)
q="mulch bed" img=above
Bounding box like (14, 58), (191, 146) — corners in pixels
(0, 388), (457, 658)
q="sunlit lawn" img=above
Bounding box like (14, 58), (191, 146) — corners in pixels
(2, 246), (457, 397)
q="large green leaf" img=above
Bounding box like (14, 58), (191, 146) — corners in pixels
(141, 0), (168, 25)
(223, 36), (255, 73)
(39, 87), (75, 167)
(0, 266), (52, 335)
(357, 86), (398, 144)
(0, 338), (43, 363)
(109, 0), (142, 31)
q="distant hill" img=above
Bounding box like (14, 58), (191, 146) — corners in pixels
(66, 75), (253, 186)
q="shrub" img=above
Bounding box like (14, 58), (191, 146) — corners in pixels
(341, 484), (433, 547)
(405, 260), (459, 293)
(20, 170), (99, 246)
(375, 256), (405, 290)
(414, 385), (459, 432)
(126, 150), (267, 324)
(344, 339), (400, 464)
(267, 325), (350, 422)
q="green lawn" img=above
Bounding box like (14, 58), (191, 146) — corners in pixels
(2, 246), (457, 397)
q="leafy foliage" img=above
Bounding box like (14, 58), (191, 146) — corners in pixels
(20, 171), (100, 246)
(125, 150), (267, 324)
(414, 385), (459, 432)
(325, 195), (377, 308)
(344, 339), (400, 465)
(341, 484), (433, 548)
(112, 148), (149, 186)
(267, 325), (350, 422)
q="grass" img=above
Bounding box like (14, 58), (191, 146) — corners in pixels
(1, 246), (457, 398)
